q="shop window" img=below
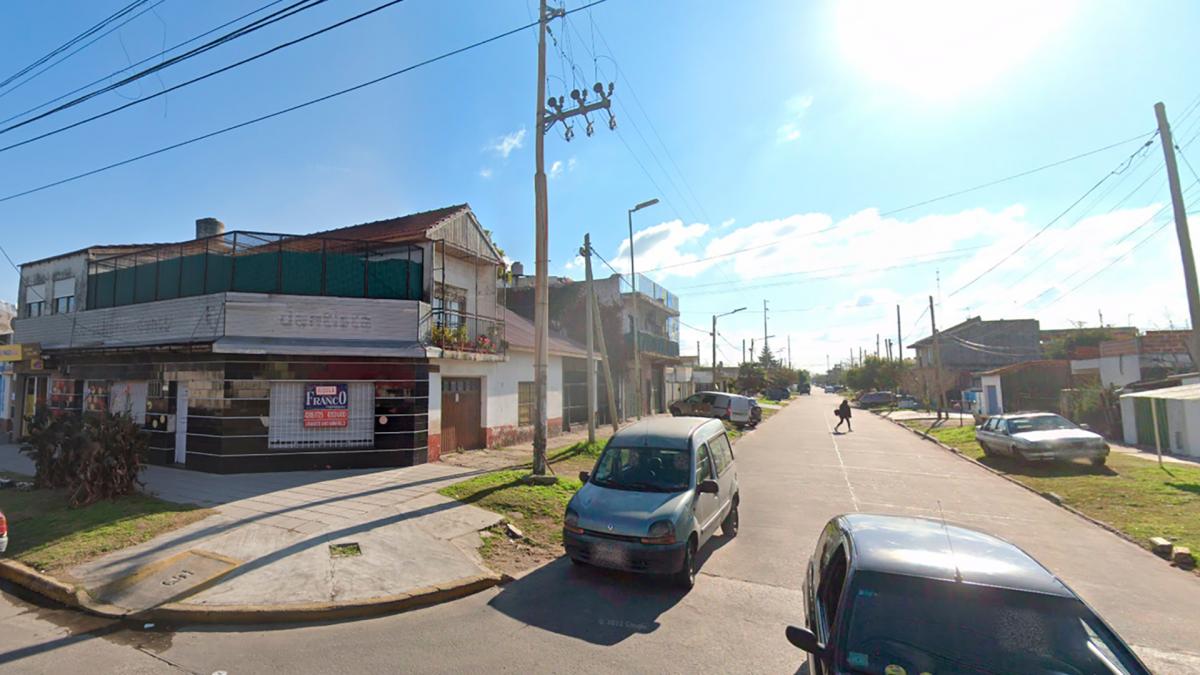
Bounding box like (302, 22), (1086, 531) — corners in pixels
(110, 381), (149, 425)
(84, 381), (111, 413)
(518, 381), (535, 426)
(48, 378), (83, 415)
(268, 381), (373, 449)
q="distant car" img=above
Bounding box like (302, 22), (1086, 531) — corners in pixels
(896, 396), (920, 410)
(856, 391), (896, 408)
(798, 383), (812, 395)
(0, 509), (6, 554)
(976, 412), (1109, 466)
(564, 417), (739, 589)
(669, 391), (754, 428)
(786, 514), (1150, 675)
(763, 386), (791, 401)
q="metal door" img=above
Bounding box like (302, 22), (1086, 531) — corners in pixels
(985, 385), (1000, 415)
(441, 378), (483, 451)
(174, 383), (188, 464)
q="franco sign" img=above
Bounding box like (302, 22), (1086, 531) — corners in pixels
(303, 383), (349, 428)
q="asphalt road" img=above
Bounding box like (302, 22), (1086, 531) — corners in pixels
(3, 392), (1200, 673)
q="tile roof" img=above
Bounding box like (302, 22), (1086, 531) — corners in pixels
(504, 308), (589, 358)
(306, 204), (470, 243)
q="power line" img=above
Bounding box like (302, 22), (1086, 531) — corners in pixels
(0, 0), (291, 129)
(0, 0), (328, 141)
(878, 131), (1155, 218)
(947, 136), (1157, 298)
(0, 0), (613, 206)
(1041, 219), (1177, 310)
(0, 1), (152, 93)
(0, 0), (169, 103)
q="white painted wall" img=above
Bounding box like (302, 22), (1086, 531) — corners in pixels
(426, 245), (499, 319)
(1120, 396), (1138, 445)
(432, 350), (564, 432)
(1070, 358), (1100, 374)
(1100, 354), (1141, 388)
(19, 254), (86, 316)
(1183, 400), (1200, 458)
(1166, 399), (1187, 453)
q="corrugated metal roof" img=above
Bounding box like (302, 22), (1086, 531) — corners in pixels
(1121, 383), (1200, 400)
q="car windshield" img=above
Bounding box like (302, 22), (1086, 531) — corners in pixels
(840, 572), (1146, 675)
(590, 445), (691, 493)
(1008, 415), (1077, 433)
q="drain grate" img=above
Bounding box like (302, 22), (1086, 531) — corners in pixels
(329, 542), (362, 558)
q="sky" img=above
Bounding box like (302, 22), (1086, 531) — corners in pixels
(0, 0), (1198, 373)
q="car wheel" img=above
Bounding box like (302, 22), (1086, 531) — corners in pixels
(674, 538), (697, 589)
(722, 500), (739, 537)
(569, 556), (586, 566)
(1090, 457), (1107, 467)
(981, 442), (995, 457)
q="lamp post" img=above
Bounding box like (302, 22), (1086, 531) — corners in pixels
(627, 197), (659, 419)
(712, 307), (746, 391)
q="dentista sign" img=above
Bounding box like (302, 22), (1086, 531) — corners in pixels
(303, 383), (349, 428)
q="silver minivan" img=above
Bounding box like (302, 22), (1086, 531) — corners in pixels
(563, 417), (739, 588)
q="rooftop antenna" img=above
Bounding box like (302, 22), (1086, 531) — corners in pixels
(937, 500), (963, 583)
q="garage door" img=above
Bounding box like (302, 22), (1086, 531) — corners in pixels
(442, 378), (483, 451)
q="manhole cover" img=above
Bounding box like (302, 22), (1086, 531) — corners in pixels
(329, 542), (362, 558)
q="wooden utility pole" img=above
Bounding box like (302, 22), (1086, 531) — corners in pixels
(896, 305), (902, 363)
(762, 299), (769, 357)
(530, 0), (614, 473)
(588, 277), (619, 433)
(787, 335), (792, 370)
(876, 334), (880, 359)
(742, 338), (745, 365)
(930, 295), (947, 412)
(582, 234), (596, 443)
(711, 314), (718, 392)
(1155, 101), (1200, 364)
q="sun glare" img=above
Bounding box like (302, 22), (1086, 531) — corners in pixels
(836, 0), (1078, 100)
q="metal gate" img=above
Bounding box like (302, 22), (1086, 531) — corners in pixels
(441, 378), (483, 451)
(269, 382), (374, 449)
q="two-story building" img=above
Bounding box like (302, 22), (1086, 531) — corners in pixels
(9, 204), (590, 473)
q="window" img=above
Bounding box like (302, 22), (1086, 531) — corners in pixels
(433, 283), (468, 328)
(709, 433), (734, 475)
(518, 381), (535, 426)
(695, 442), (713, 484)
(54, 296), (75, 314)
(268, 382), (373, 449)
(26, 300), (45, 317)
(25, 282), (47, 317)
(817, 544), (848, 634)
(591, 446), (690, 492)
(52, 278), (74, 314)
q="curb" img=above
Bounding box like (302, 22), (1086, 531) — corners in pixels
(873, 412), (1176, 559)
(0, 558), (501, 625)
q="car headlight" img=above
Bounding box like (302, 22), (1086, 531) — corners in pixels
(564, 508), (582, 534)
(641, 519), (676, 545)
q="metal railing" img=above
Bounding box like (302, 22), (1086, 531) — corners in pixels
(86, 230), (424, 310)
(428, 308), (506, 355)
(625, 330), (680, 357)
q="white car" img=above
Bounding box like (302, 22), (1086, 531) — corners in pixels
(976, 413), (1109, 466)
(0, 510), (7, 554)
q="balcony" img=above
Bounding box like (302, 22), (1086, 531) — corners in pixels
(625, 330), (680, 357)
(425, 308), (506, 359)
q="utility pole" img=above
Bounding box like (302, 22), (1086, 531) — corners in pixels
(531, 0), (615, 474)
(742, 338), (745, 365)
(787, 335), (792, 370)
(587, 277), (619, 433)
(763, 299), (769, 357)
(1098, 309), (1104, 328)
(896, 304), (903, 363)
(627, 198), (659, 419)
(750, 338), (755, 363)
(826, 354), (830, 373)
(582, 234), (596, 444)
(1155, 101), (1200, 364)
(876, 334), (880, 359)
(930, 295), (947, 413)
(711, 314), (718, 392)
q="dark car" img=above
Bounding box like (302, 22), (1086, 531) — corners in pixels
(669, 391), (754, 427)
(786, 514), (1149, 675)
(763, 386), (791, 401)
(798, 383), (812, 395)
(855, 391), (895, 408)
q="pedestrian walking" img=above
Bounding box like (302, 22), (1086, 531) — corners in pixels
(834, 399), (852, 433)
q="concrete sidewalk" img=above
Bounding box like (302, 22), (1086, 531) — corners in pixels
(0, 443), (503, 619)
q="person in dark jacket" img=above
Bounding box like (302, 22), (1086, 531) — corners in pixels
(834, 399), (852, 432)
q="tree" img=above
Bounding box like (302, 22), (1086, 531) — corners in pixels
(1044, 327), (1116, 359)
(735, 362), (767, 393)
(844, 356), (910, 393)
(759, 344), (779, 369)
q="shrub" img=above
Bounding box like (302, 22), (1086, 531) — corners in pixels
(20, 411), (149, 507)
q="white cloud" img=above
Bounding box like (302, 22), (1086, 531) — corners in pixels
(719, 218), (736, 229)
(479, 167), (493, 179)
(776, 94), (813, 144)
(607, 219), (712, 279)
(549, 160), (564, 179)
(486, 128), (526, 158)
(568, 157), (577, 171)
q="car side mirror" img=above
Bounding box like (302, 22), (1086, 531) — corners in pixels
(785, 625), (826, 656)
(697, 479), (719, 495)
(578, 471), (590, 483)
(1079, 423), (1091, 431)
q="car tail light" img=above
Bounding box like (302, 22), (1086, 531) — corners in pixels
(0, 511), (7, 537)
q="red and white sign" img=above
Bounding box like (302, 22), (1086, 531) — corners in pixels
(304, 384), (349, 428)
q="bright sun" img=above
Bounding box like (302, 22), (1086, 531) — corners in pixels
(835, 0), (1078, 100)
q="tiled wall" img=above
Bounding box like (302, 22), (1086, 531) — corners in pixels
(52, 352), (429, 473)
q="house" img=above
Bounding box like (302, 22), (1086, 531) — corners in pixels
(909, 317), (1041, 371)
(0, 301), (13, 437)
(1099, 330), (1195, 389)
(975, 360), (1072, 415)
(506, 271), (681, 419)
(1119, 384), (1200, 458)
(8, 204), (589, 473)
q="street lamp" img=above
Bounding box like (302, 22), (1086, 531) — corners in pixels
(713, 307), (746, 392)
(628, 197), (659, 419)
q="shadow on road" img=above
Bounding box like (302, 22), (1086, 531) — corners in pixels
(488, 535), (731, 646)
(977, 456), (1118, 478)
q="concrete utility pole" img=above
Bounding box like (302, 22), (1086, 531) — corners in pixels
(876, 334), (880, 359)
(713, 307), (746, 391)
(531, 0), (615, 473)
(762, 299), (769, 359)
(930, 295), (947, 413)
(742, 339), (746, 365)
(896, 305), (903, 363)
(787, 335), (792, 370)
(1155, 101), (1200, 364)
(587, 277), (620, 433)
(627, 198), (659, 419)
(582, 234), (596, 444)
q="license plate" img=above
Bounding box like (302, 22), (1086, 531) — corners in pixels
(592, 542), (627, 567)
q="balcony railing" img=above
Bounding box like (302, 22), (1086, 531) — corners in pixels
(625, 330), (679, 357)
(427, 308), (506, 355)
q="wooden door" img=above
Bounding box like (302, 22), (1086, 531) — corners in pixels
(442, 378), (483, 451)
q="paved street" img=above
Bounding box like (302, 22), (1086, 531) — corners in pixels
(3, 392), (1200, 673)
